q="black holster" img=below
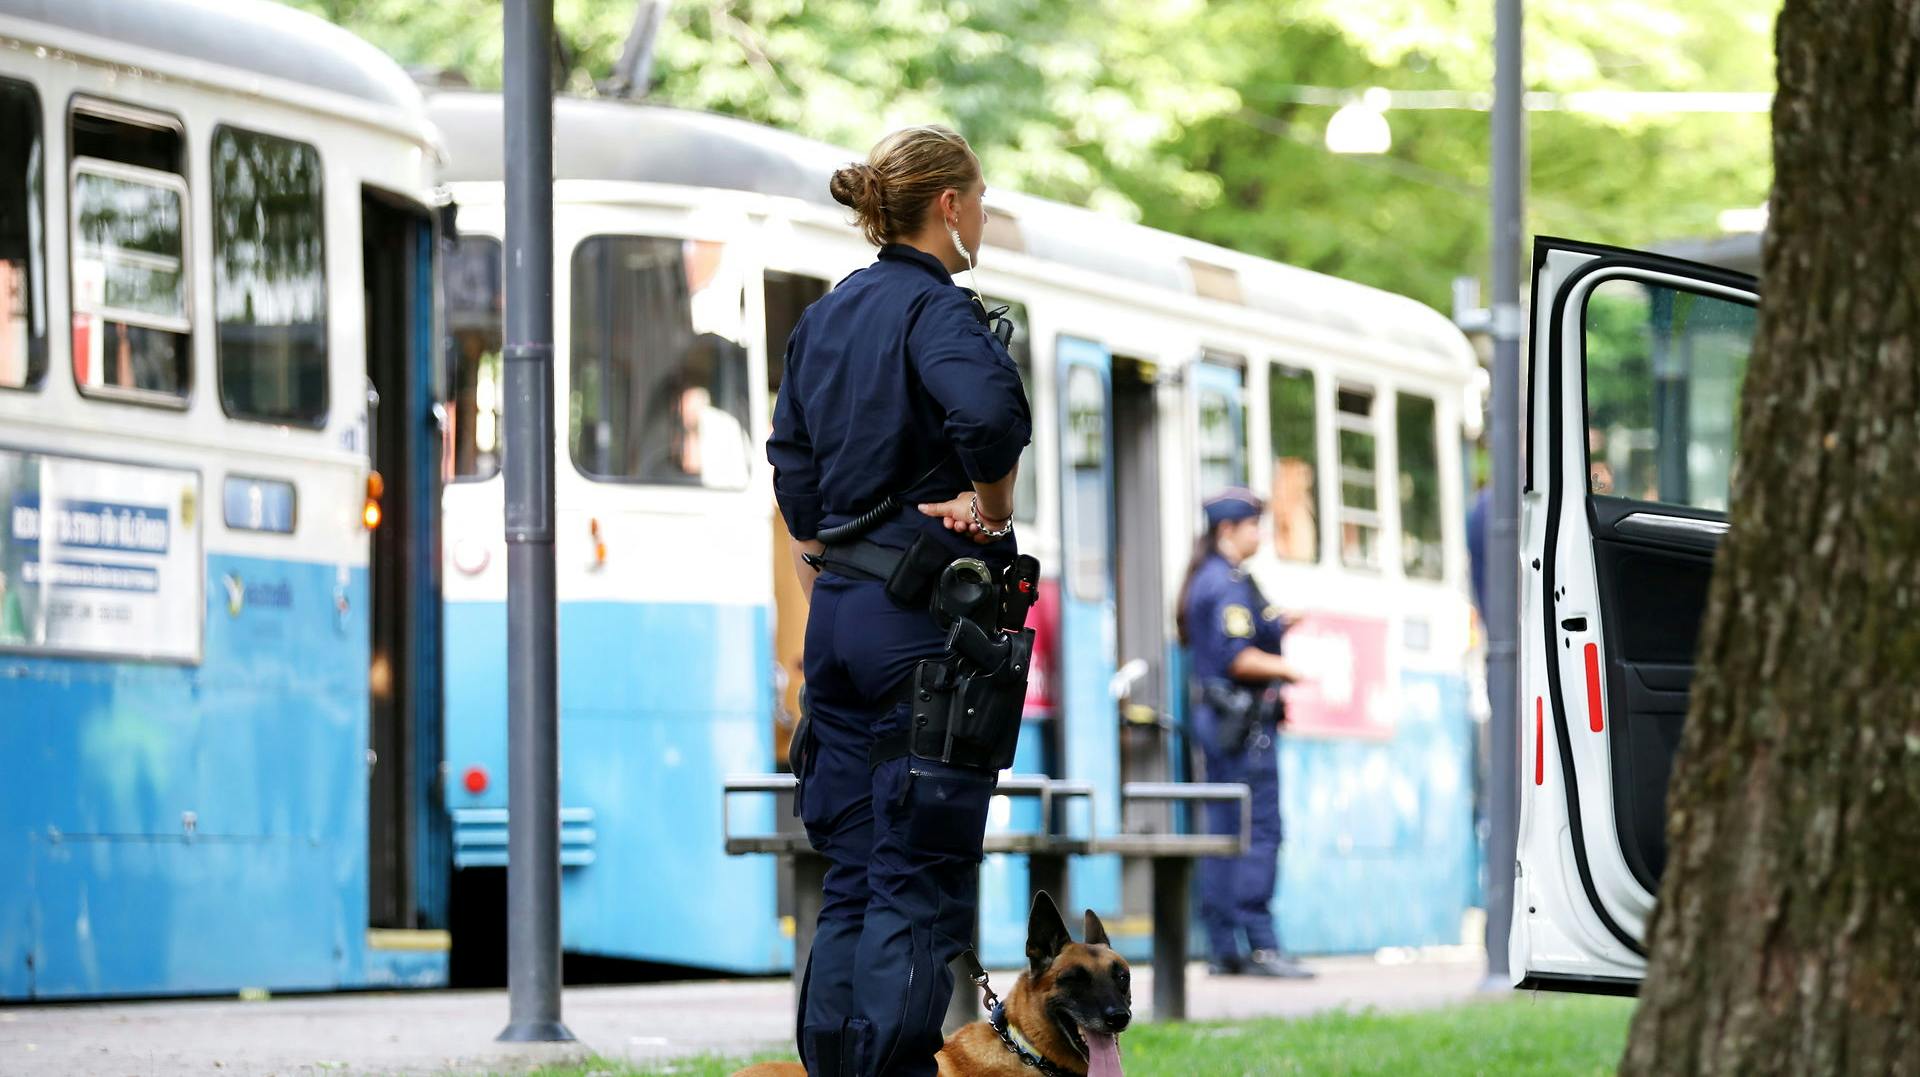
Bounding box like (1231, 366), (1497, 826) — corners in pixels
(1201, 679), (1263, 755)
(906, 619), (1034, 772)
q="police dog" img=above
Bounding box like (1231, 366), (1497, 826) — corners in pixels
(733, 891), (1131, 1077)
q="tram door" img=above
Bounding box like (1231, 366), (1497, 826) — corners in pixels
(1111, 354), (1170, 925)
(362, 189), (446, 932)
(1056, 337), (1122, 919)
(763, 268), (830, 930)
(762, 270), (830, 766)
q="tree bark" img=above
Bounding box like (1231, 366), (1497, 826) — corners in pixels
(1618, 1), (1920, 1073)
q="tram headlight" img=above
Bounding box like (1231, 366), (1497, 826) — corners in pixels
(363, 471), (384, 531)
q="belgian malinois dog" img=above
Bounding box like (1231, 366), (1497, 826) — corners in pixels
(734, 891), (1131, 1077)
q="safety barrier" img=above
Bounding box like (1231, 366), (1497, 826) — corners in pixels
(721, 773), (1250, 1022)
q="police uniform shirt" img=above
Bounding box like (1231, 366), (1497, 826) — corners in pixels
(767, 244), (1032, 560)
(1185, 553), (1287, 684)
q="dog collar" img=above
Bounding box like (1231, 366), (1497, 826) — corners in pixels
(989, 1001), (1075, 1077)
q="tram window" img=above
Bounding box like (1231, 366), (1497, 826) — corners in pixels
(212, 127), (326, 426)
(764, 270), (828, 395)
(1065, 363), (1108, 600)
(0, 79), (46, 391)
(570, 234), (752, 488)
(1335, 384), (1381, 570)
(1197, 366), (1247, 495)
(1397, 392), (1444, 580)
(68, 103), (190, 403)
(1585, 279), (1755, 511)
(983, 296), (1037, 524)
(446, 235), (503, 480)
(1268, 363), (1318, 563)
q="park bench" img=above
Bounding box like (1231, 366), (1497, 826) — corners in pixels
(721, 774), (1248, 1025)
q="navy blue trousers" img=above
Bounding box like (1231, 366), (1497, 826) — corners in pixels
(1196, 707), (1283, 959)
(794, 574), (995, 1077)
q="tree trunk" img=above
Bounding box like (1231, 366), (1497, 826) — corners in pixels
(1618, 1), (1920, 1073)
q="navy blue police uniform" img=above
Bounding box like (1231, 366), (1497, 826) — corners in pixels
(1182, 496), (1292, 970)
(767, 242), (1031, 1077)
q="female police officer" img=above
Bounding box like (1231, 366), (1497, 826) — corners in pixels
(1176, 488), (1315, 980)
(766, 125), (1031, 1077)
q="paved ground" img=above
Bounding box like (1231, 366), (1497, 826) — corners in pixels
(1, 951), (1494, 1076)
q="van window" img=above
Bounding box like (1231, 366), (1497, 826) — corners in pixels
(1585, 279), (1756, 511)
(1397, 392), (1443, 580)
(1335, 384), (1381, 570)
(69, 103), (190, 403)
(1268, 363), (1318, 562)
(212, 127), (326, 426)
(983, 296), (1037, 524)
(569, 235), (751, 487)
(0, 79), (45, 391)
(446, 235), (503, 480)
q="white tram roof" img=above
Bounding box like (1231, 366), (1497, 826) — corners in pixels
(430, 91), (1474, 370)
(0, 0), (429, 136)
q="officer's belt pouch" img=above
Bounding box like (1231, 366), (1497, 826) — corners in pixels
(885, 533), (951, 609)
(908, 627), (1034, 772)
(1202, 679), (1259, 754)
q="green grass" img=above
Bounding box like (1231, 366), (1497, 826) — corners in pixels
(502, 994), (1634, 1076)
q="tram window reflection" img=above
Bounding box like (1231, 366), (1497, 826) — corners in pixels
(69, 102), (190, 403)
(1065, 363), (1108, 600)
(212, 127), (327, 426)
(1197, 387), (1246, 496)
(983, 296), (1037, 524)
(1336, 383), (1381, 570)
(569, 234), (751, 488)
(1397, 392), (1443, 580)
(0, 79), (45, 391)
(445, 235), (503, 480)
(1268, 363), (1318, 563)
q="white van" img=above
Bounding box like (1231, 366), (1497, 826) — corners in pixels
(1510, 237), (1760, 992)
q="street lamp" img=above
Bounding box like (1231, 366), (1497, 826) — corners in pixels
(1325, 87), (1393, 154)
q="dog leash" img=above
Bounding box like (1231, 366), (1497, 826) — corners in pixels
(957, 949), (1073, 1077)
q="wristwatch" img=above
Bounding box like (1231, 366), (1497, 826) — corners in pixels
(970, 495), (1015, 539)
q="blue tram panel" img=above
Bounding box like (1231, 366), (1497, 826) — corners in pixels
(442, 599), (786, 973)
(1, 558), (373, 998)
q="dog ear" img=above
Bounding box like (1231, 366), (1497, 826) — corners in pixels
(1027, 891), (1073, 975)
(1083, 909), (1111, 948)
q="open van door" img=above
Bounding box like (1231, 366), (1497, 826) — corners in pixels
(1512, 237), (1758, 993)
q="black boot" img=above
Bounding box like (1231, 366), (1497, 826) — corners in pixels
(1245, 949), (1316, 979)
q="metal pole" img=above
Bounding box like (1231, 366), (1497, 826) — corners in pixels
(1484, 0), (1524, 987)
(498, 0), (571, 1043)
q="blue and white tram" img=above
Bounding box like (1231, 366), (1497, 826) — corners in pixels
(0, 0), (449, 998)
(430, 92), (1484, 974)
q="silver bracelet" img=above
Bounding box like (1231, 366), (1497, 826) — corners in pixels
(970, 495), (1014, 538)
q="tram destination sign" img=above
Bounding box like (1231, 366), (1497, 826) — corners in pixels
(0, 448), (202, 662)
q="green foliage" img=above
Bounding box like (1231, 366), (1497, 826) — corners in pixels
(289, 0), (1778, 311)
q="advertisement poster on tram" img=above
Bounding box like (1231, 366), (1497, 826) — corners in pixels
(0, 449), (201, 661)
(1279, 612), (1393, 737)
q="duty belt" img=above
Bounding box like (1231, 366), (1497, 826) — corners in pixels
(805, 535), (1040, 773)
(809, 538), (908, 585)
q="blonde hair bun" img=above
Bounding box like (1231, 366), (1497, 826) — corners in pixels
(830, 125), (978, 248)
(829, 162), (882, 216)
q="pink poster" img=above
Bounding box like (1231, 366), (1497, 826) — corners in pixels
(1279, 611), (1393, 738)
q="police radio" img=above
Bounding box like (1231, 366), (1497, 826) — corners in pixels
(966, 291), (1016, 349)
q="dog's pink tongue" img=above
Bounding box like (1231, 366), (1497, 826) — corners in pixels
(1083, 1030), (1123, 1077)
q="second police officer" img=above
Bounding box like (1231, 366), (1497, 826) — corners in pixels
(767, 125), (1034, 1077)
(1176, 488), (1316, 980)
